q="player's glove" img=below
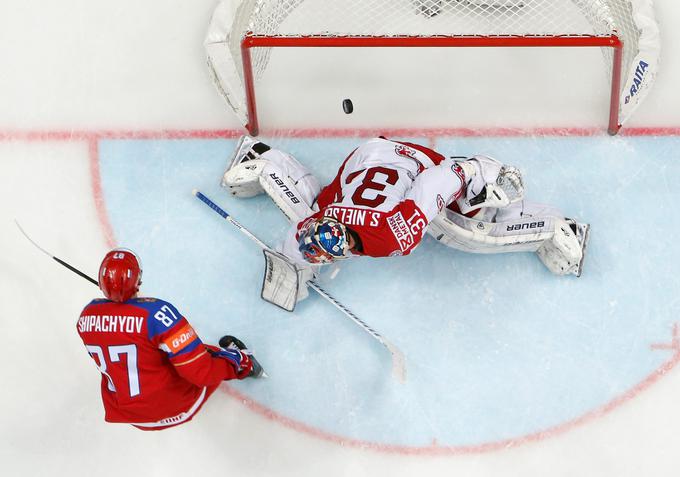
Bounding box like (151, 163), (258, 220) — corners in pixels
(206, 344), (253, 379)
(218, 335), (265, 379)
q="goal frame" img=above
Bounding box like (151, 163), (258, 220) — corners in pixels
(239, 34), (624, 136)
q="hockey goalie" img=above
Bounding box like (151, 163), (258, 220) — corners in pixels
(221, 135), (589, 308)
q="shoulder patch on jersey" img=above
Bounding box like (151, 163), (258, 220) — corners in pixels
(394, 144), (416, 160)
(160, 323), (198, 355)
(395, 144), (425, 172)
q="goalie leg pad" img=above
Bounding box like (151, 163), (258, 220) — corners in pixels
(221, 135), (270, 198)
(427, 210), (552, 253)
(259, 153), (320, 223)
(536, 219), (588, 276)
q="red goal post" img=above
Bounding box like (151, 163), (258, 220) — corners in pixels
(205, 0), (660, 136)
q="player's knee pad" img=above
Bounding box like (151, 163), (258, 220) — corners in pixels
(536, 219), (583, 276)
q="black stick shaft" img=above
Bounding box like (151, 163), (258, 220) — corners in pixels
(53, 256), (99, 286)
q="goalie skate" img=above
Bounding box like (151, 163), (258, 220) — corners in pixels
(573, 222), (590, 278)
(226, 135), (262, 170)
(221, 135), (271, 197)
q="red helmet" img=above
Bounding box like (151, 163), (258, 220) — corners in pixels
(98, 248), (142, 302)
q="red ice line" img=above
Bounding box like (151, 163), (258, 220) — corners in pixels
(87, 138), (116, 249)
(1, 126), (680, 141)
(222, 329), (680, 456)
(651, 323), (680, 352)
(3, 126), (680, 455)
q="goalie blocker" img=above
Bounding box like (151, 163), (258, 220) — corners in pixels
(261, 249), (316, 311)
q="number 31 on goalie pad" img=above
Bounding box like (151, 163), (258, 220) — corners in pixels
(261, 249), (303, 312)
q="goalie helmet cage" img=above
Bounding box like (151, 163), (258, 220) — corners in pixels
(205, 0), (660, 136)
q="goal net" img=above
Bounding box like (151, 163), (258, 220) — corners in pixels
(205, 0), (659, 135)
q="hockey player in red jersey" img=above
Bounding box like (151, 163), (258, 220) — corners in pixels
(221, 135), (589, 306)
(78, 249), (264, 430)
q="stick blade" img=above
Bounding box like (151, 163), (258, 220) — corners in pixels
(384, 339), (407, 383)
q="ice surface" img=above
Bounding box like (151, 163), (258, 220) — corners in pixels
(1, 1), (680, 476)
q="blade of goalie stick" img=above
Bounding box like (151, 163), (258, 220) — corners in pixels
(193, 189), (407, 382)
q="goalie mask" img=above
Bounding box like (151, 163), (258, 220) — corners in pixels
(99, 248), (143, 302)
(298, 217), (350, 264)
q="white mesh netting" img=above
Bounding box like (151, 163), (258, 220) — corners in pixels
(232, 0), (638, 80)
(206, 0), (659, 131)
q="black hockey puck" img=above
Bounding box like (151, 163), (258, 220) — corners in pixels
(342, 98), (354, 114)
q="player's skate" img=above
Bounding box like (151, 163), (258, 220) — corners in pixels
(221, 135), (271, 197)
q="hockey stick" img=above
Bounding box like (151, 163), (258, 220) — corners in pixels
(192, 190), (407, 382)
(16, 218), (269, 378)
(15, 220), (99, 286)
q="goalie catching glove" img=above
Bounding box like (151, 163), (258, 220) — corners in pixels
(455, 155), (524, 215)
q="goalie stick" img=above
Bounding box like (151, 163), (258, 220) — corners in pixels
(192, 189), (407, 382)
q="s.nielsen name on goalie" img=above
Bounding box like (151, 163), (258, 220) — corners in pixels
(221, 135), (589, 309)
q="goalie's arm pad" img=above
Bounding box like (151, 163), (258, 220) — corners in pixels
(277, 224), (310, 267)
(404, 158), (466, 222)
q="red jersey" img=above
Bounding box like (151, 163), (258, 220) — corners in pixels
(77, 297), (240, 427)
(298, 138), (466, 257)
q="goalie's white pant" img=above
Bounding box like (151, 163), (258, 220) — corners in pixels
(427, 201), (585, 276)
